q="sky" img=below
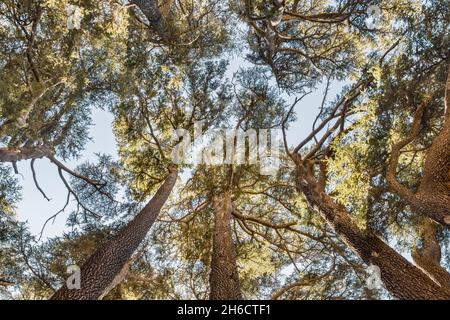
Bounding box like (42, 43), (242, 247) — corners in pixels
(4, 0), (385, 243)
(13, 55), (345, 241)
(15, 108), (117, 238)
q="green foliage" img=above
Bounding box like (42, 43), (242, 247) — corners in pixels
(1, 0), (449, 301)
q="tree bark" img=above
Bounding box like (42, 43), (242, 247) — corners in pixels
(408, 98), (450, 224)
(50, 168), (178, 300)
(131, 0), (171, 40)
(387, 67), (450, 226)
(413, 83), (450, 224)
(294, 159), (450, 300)
(209, 192), (242, 300)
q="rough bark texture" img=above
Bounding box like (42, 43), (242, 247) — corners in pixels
(388, 67), (450, 226)
(410, 100), (450, 224)
(209, 192), (242, 300)
(294, 159), (450, 300)
(414, 80), (450, 223)
(412, 220), (450, 290)
(131, 0), (170, 40)
(50, 169), (178, 300)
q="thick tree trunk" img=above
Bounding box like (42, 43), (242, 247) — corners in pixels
(131, 0), (171, 40)
(50, 168), (178, 300)
(294, 161), (450, 300)
(413, 93), (450, 224)
(388, 67), (450, 226)
(412, 220), (450, 289)
(408, 98), (450, 224)
(209, 192), (242, 300)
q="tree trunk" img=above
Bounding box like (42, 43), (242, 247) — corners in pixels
(209, 192), (242, 300)
(408, 96), (450, 224)
(294, 161), (450, 300)
(50, 168), (178, 300)
(131, 0), (171, 40)
(387, 67), (450, 226)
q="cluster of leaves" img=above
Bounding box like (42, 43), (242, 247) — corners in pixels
(1, 0), (449, 300)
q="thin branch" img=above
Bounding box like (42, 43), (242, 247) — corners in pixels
(31, 159), (51, 201)
(312, 77), (331, 144)
(293, 76), (372, 154)
(232, 207), (296, 229)
(387, 99), (429, 200)
(18, 234), (55, 292)
(57, 167), (100, 219)
(282, 93), (310, 156)
(47, 154), (114, 202)
(271, 266), (335, 300)
(0, 279), (14, 287)
(140, 103), (167, 161)
(38, 191), (70, 241)
(48, 155), (102, 187)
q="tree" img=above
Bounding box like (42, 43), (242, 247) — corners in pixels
(1, 0), (231, 299)
(2, 0), (450, 301)
(209, 192), (242, 299)
(240, 0), (450, 299)
(387, 69), (450, 226)
(50, 166), (178, 299)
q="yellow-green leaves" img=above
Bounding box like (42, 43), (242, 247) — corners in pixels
(327, 101), (377, 229)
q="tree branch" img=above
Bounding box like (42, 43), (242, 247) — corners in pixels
(30, 159), (51, 201)
(232, 207), (296, 229)
(387, 99), (428, 201)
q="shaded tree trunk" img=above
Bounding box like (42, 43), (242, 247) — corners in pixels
(209, 192), (242, 300)
(50, 168), (178, 300)
(131, 0), (171, 40)
(294, 158), (450, 300)
(0, 278), (14, 286)
(407, 100), (450, 224)
(413, 89), (450, 224)
(388, 67), (450, 226)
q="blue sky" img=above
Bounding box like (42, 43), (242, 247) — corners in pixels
(16, 108), (117, 238)
(14, 57), (345, 240)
